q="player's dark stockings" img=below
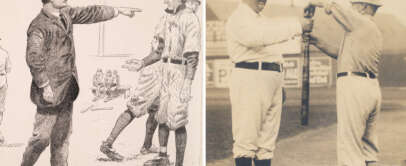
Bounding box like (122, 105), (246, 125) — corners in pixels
(175, 126), (187, 166)
(366, 161), (378, 166)
(106, 110), (134, 145)
(254, 159), (271, 166)
(235, 157), (252, 166)
(143, 111), (158, 149)
(158, 124), (170, 156)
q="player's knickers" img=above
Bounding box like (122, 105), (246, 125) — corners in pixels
(0, 84), (6, 113)
(156, 63), (188, 130)
(127, 63), (162, 118)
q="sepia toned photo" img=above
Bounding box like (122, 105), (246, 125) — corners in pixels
(206, 0), (406, 166)
(0, 0), (203, 165)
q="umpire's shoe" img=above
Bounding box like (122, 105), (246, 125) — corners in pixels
(144, 156), (170, 166)
(100, 141), (124, 161)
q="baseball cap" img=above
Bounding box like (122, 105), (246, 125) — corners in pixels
(350, 0), (383, 7)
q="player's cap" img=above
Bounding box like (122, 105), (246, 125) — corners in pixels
(350, 0), (383, 7)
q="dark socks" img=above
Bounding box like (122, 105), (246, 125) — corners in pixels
(366, 161), (377, 166)
(235, 157), (252, 166)
(158, 124), (170, 156)
(105, 110), (134, 145)
(175, 127), (187, 166)
(142, 112), (158, 149)
(254, 159), (271, 166)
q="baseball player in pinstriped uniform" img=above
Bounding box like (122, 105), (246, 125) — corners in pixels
(308, 0), (383, 165)
(0, 39), (11, 145)
(144, 0), (201, 165)
(98, 2), (178, 161)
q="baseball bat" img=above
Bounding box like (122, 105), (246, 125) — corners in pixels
(301, 5), (316, 126)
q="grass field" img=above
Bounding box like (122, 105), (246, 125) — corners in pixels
(206, 87), (406, 166)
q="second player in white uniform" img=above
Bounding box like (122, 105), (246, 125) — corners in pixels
(145, 0), (201, 166)
(99, 3), (171, 161)
(0, 40), (11, 144)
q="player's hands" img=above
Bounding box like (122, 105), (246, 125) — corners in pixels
(117, 7), (142, 18)
(308, 33), (319, 45)
(180, 79), (192, 103)
(300, 18), (314, 33)
(43, 85), (55, 103)
(122, 59), (144, 72)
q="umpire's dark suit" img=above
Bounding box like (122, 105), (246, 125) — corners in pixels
(21, 6), (117, 166)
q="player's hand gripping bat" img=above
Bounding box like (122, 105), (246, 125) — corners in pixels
(300, 5), (316, 126)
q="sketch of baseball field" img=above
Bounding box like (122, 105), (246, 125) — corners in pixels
(0, 0), (203, 165)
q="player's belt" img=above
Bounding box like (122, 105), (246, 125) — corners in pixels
(162, 57), (187, 65)
(235, 62), (281, 72)
(337, 72), (377, 79)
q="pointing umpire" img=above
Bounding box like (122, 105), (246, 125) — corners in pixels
(225, 0), (309, 165)
(307, 0), (383, 165)
(21, 0), (138, 165)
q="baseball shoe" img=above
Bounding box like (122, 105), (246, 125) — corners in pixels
(140, 145), (159, 155)
(143, 156), (170, 166)
(100, 141), (124, 161)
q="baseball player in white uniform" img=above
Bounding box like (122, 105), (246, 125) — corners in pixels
(0, 39), (11, 144)
(308, 0), (383, 165)
(226, 0), (308, 165)
(99, 5), (169, 161)
(144, 0), (201, 165)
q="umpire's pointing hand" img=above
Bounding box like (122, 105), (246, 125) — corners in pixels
(117, 7), (142, 18)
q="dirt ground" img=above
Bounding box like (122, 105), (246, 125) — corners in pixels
(206, 87), (406, 166)
(0, 56), (203, 166)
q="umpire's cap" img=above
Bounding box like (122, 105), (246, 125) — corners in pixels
(350, 0), (383, 7)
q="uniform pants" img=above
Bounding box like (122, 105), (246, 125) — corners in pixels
(0, 84), (5, 141)
(128, 63), (162, 118)
(0, 84), (7, 113)
(156, 63), (189, 130)
(229, 68), (283, 160)
(336, 76), (381, 166)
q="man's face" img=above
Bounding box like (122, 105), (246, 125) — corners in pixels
(164, 0), (181, 10)
(51, 0), (68, 9)
(351, 2), (365, 13)
(351, 2), (377, 16)
(255, 1), (266, 13)
(106, 71), (112, 77)
(186, 0), (201, 13)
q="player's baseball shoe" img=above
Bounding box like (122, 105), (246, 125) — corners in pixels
(100, 141), (124, 161)
(143, 156), (170, 166)
(140, 145), (159, 155)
